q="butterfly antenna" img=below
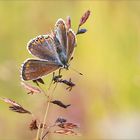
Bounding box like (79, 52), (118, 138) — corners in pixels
(69, 66), (83, 76)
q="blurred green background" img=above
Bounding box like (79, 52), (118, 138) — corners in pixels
(0, 1), (140, 140)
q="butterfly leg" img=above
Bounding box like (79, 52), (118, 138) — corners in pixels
(58, 68), (62, 76)
(52, 72), (56, 84)
(33, 80), (39, 86)
(48, 72), (55, 90)
(33, 78), (45, 87)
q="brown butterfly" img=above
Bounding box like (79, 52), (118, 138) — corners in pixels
(21, 10), (90, 81)
(21, 18), (76, 81)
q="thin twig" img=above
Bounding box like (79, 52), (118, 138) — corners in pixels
(40, 100), (50, 139)
(40, 83), (58, 139)
(35, 84), (48, 140)
(42, 124), (56, 140)
(36, 123), (41, 140)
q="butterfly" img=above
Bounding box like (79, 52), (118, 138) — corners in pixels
(21, 18), (76, 81)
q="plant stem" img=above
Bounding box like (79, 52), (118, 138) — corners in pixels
(35, 84), (48, 140)
(40, 83), (57, 139)
(40, 99), (51, 139)
(36, 123), (41, 140)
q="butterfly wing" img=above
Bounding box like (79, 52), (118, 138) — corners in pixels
(27, 35), (60, 62)
(21, 59), (62, 81)
(55, 19), (76, 62)
(55, 19), (67, 55)
(67, 29), (76, 60)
